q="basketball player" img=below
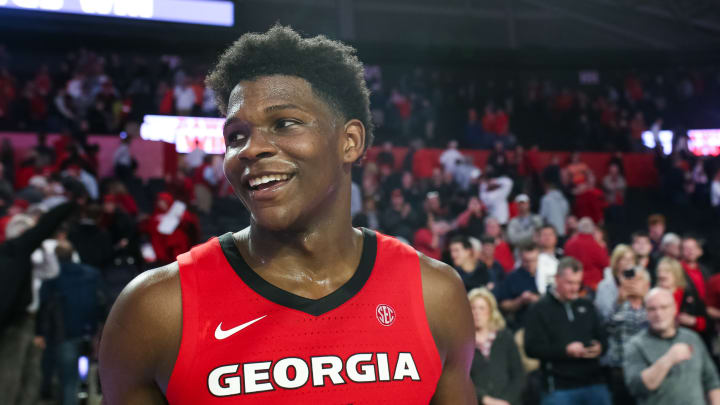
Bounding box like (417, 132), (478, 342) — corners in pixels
(99, 25), (476, 404)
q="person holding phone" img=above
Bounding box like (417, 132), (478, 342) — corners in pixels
(525, 257), (611, 405)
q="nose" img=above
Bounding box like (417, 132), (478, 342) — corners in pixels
(236, 128), (277, 161)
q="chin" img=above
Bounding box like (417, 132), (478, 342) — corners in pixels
(250, 207), (304, 232)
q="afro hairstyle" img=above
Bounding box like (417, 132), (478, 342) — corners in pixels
(206, 24), (374, 153)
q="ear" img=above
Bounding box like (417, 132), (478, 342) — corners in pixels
(341, 119), (366, 164)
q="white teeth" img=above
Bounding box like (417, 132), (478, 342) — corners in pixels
(248, 174), (290, 188)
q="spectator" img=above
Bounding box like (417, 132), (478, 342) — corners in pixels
(455, 196), (485, 237)
(173, 75), (196, 115)
(354, 195), (380, 230)
(525, 257), (611, 405)
(535, 225), (560, 295)
(623, 288), (720, 405)
(539, 181), (569, 237)
(484, 217), (515, 273)
(480, 173), (513, 225)
(464, 108), (485, 148)
(439, 140), (463, 177)
(450, 235), (503, 292)
(631, 231), (655, 275)
(564, 217), (609, 290)
(656, 257), (708, 335)
(112, 135), (135, 181)
(680, 235), (710, 334)
(412, 213), (448, 261)
(468, 287), (525, 405)
(35, 239), (103, 405)
(601, 267), (650, 405)
(0, 202), (76, 404)
(656, 232), (681, 262)
(68, 205), (114, 270)
(497, 243), (541, 330)
(602, 162), (626, 223)
(185, 139), (206, 170)
(140, 192), (199, 266)
(381, 188), (419, 242)
(711, 169), (720, 216)
(647, 214), (666, 254)
(507, 194), (542, 248)
(192, 154), (218, 214)
(477, 235), (507, 286)
(487, 141), (510, 176)
(595, 244), (636, 321)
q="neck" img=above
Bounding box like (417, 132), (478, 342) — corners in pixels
(657, 326), (677, 339)
(686, 260), (697, 267)
(628, 296), (643, 309)
(242, 186), (360, 281)
(540, 247), (555, 255)
(460, 260), (477, 272)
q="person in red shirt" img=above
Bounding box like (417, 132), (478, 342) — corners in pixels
(656, 257), (708, 334)
(563, 217), (609, 290)
(99, 25), (475, 404)
(679, 235), (710, 332)
(484, 217), (515, 273)
(482, 104), (496, 134)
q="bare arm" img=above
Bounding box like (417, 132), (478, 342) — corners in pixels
(707, 306), (720, 320)
(419, 254), (478, 405)
(640, 343), (690, 391)
(500, 296), (525, 313)
(709, 389), (720, 405)
(99, 263), (182, 404)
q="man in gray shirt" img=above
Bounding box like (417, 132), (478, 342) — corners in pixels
(624, 288), (720, 405)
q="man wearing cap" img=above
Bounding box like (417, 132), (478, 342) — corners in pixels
(507, 194), (543, 248)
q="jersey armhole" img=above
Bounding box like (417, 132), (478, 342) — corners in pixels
(411, 251), (444, 383)
(165, 249), (200, 401)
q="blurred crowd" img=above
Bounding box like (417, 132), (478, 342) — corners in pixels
(2, 41), (720, 405)
(2, 43), (720, 151)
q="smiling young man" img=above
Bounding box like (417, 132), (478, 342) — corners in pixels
(99, 26), (476, 404)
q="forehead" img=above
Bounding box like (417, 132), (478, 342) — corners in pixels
(646, 292), (673, 306)
(225, 74), (329, 118)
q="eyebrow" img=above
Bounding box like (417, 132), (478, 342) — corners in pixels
(223, 104), (306, 133)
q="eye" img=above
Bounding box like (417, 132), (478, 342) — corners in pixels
(226, 131), (246, 144)
(275, 119), (301, 130)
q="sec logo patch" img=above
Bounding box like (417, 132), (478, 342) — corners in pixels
(376, 304), (396, 326)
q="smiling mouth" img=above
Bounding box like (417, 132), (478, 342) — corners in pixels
(247, 173), (295, 192)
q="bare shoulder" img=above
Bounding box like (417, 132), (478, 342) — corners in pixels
(99, 262), (182, 401)
(417, 253), (477, 404)
(417, 253), (472, 360)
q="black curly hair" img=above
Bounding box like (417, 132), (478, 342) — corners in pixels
(206, 24), (374, 153)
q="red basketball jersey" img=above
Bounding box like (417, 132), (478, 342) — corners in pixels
(165, 228), (442, 404)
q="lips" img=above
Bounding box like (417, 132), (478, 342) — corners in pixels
(246, 173), (295, 201)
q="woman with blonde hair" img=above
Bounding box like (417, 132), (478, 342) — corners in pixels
(468, 288), (525, 405)
(594, 244), (636, 320)
(656, 257), (708, 333)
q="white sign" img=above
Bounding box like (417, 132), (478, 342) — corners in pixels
(0, 0), (233, 26)
(140, 114), (226, 154)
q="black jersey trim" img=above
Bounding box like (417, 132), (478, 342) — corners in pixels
(218, 228), (377, 316)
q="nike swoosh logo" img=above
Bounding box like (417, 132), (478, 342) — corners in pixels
(214, 315), (267, 340)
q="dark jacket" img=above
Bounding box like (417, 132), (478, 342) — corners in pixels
(524, 292), (608, 391)
(455, 261), (505, 292)
(470, 328), (525, 405)
(36, 260), (103, 341)
(0, 202), (75, 330)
